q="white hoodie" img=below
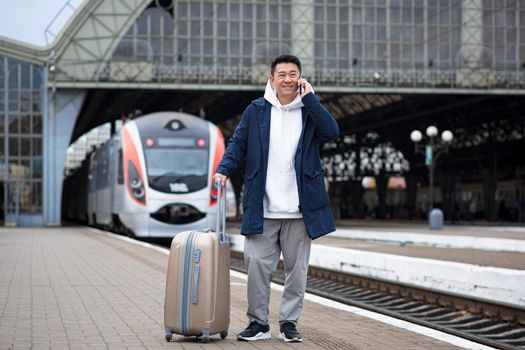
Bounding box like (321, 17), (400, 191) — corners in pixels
(263, 80), (305, 219)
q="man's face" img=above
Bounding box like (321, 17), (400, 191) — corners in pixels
(270, 63), (300, 102)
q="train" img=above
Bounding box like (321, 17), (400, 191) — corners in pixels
(62, 111), (237, 237)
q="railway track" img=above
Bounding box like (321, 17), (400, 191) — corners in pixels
(230, 251), (525, 350)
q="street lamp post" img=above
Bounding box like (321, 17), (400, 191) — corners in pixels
(410, 126), (454, 229)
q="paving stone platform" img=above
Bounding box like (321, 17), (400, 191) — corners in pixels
(0, 227), (491, 350)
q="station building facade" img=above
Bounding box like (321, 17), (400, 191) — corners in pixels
(1, 55), (45, 225)
(1, 0), (524, 226)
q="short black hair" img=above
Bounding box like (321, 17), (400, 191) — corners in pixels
(270, 54), (302, 75)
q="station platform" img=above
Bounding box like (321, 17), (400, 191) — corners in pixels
(0, 227), (492, 350)
(326, 220), (525, 269)
(316, 234), (525, 269)
(227, 219), (525, 269)
(335, 219), (525, 240)
(226, 220), (525, 306)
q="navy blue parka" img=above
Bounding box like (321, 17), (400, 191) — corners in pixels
(216, 92), (339, 239)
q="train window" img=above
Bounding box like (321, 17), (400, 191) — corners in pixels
(117, 149), (123, 185)
(144, 148), (208, 177)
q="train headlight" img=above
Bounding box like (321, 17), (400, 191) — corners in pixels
(165, 119), (186, 131)
(127, 160), (146, 205)
(132, 188), (145, 199)
(130, 178), (142, 189)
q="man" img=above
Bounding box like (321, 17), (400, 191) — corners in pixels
(213, 54), (339, 342)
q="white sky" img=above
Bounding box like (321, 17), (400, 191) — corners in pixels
(0, 0), (84, 47)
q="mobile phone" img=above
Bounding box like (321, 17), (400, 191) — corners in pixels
(298, 82), (303, 94)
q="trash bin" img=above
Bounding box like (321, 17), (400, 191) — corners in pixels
(429, 208), (443, 230)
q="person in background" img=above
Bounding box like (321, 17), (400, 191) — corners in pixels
(213, 54), (339, 342)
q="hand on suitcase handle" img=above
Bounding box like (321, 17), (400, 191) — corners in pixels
(213, 173), (227, 187)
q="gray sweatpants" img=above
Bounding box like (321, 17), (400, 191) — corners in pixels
(244, 218), (312, 325)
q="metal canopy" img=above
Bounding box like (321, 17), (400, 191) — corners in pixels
(4, 0), (525, 93)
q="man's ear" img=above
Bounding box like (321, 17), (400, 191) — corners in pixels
(269, 76), (276, 90)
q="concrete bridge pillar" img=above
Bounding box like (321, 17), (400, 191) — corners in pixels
(461, 0), (484, 67)
(43, 88), (85, 226)
(458, 0), (494, 87)
(291, 0), (315, 79)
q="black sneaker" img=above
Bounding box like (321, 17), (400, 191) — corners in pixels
(237, 321), (271, 341)
(279, 322), (303, 342)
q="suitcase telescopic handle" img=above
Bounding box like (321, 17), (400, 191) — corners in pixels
(215, 180), (228, 244)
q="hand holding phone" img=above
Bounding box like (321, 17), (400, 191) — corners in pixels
(298, 78), (310, 96)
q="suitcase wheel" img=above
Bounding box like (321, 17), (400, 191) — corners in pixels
(164, 328), (173, 342)
(220, 331), (228, 339)
(199, 336), (209, 343)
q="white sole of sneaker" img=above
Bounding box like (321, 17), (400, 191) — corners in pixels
(237, 331), (271, 341)
(279, 332), (303, 342)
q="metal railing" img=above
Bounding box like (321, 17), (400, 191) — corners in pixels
(70, 61), (524, 90)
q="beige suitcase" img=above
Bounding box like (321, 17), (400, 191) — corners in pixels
(164, 183), (230, 343)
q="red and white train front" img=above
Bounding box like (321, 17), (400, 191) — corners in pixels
(116, 112), (225, 237)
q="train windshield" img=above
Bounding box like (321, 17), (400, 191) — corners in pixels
(144, 147), (209, 193)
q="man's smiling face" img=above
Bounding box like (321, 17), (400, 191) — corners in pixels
(270, 63), (300, 104)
